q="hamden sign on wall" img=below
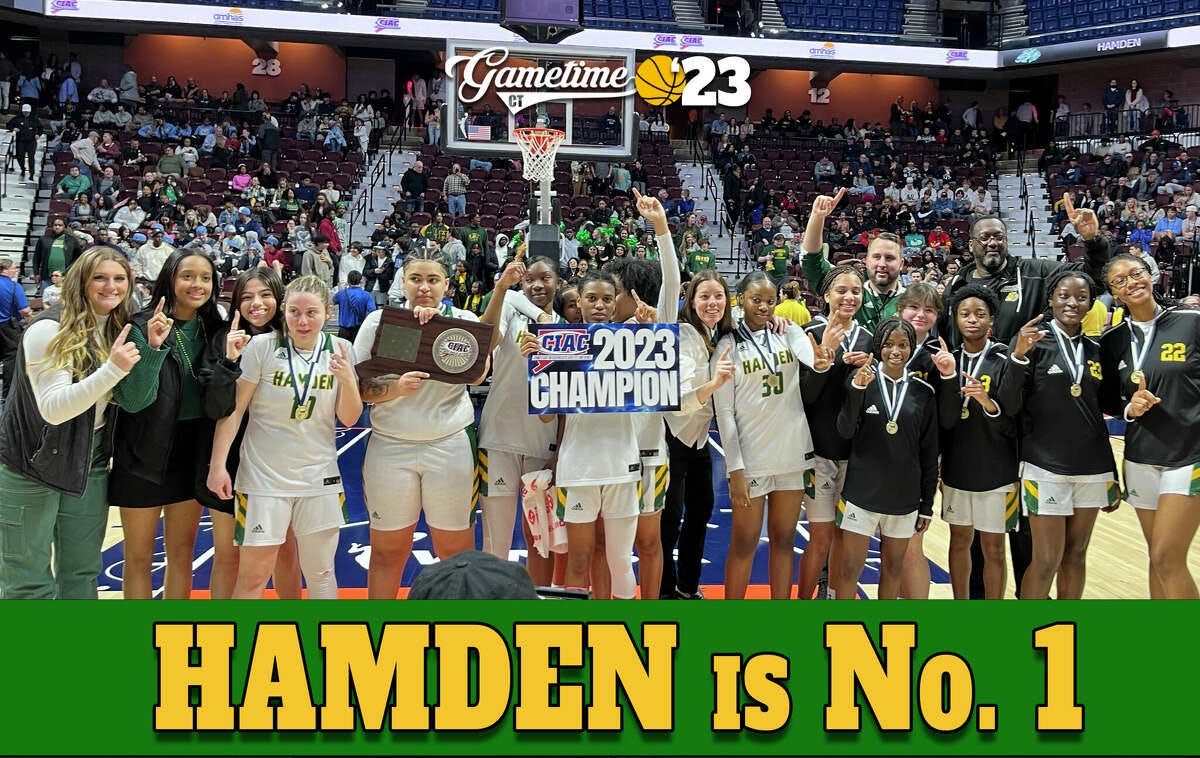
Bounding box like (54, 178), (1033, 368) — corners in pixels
(527, 323), (680, 414)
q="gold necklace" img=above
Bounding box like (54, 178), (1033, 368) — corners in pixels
(173, 320), (204, 380)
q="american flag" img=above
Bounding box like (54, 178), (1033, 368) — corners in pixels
(467, 125), (491, 141)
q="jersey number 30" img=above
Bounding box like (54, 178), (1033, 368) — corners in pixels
(761, 371), (783, 397)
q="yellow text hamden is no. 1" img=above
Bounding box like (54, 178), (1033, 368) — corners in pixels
(153, 621), (1083, 734)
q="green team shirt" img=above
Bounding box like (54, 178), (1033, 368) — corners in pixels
(459, 225), (489, 255)
(764, 246), (790, 284)
(687, 249), (716, 273)
(801, 244), (901, 331)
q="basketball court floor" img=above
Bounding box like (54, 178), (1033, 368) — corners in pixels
(95, 407), (1198, 599)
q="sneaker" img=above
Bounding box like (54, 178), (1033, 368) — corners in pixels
(675, 587), (704, 600)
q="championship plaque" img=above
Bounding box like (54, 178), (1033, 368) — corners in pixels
(356, 306), (493, 384)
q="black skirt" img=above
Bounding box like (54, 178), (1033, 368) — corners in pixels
(109, 417), (225, 511)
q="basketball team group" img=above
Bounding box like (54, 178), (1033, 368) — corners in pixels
(0, 187), (1197, 602)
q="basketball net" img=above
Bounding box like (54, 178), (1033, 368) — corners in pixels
(513, 127), (566, 183)
(514, 127), (566, 226)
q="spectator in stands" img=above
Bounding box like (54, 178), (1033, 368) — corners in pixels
(401, 160), (428, 213)
(54, 165), (91, 199)
(302, 233), (334, 284)
(85, 77), (116, 105)
(1057, 158), (1083, 187)
(1153, 206), (1183, 245)
(154, 145), (185, 179)
(7, 103), (40, 181)
(609, 163), (632, 196)
(33, 218), (82, 292)
(813, 155), (836, 184)
(1124, 80), (1149, 133)
(443, 163), (468, 219)
(132, 227), (172, 282)
(1133, 169), (1163, 202)
(1161, 155), (1192, 195)
(117, 64), (138, 107)
(1101, 79), (1122, 135)
(69, 130), (101, 177)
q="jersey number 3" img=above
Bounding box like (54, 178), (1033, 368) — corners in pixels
(1160, 342), (1187, 362)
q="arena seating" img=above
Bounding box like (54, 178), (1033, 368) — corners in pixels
(1026, 0), (1200, 44)
(47, 125), (366, 244)
(425, 0), (675, 29)
(411, 139), (679, 237)
(775, 0), (904, 42)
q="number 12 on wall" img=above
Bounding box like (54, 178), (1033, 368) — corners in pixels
(808, 87), (830, 104)
(251, 58), (282, 77)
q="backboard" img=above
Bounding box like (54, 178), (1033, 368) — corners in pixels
(441, 40), (637, 161)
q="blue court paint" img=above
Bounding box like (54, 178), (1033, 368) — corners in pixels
(98, 409), (950, 595)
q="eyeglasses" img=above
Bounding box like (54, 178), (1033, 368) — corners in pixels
(1108, 268), (1149, 289)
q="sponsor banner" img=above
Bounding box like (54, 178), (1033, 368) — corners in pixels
(39, 0), (999, 68)
(1001, 29), (1169, 66)
(527, 323), (680, 414)
(1, 603), (1199, 755)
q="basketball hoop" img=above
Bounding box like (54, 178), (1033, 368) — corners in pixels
(513, 127), (566, 183)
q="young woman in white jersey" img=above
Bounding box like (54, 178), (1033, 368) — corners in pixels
(353, 248), (487, 599)
(661, 269), (736, 599)
(714, 271), (835, 599)
(601, 189), (682, 599)
(478, 247), (564, 584)
(198, 269), (303, 599)
(207, 275), (361, 599)
(520, 270), (643, 599)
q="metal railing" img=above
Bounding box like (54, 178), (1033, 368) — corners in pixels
(347, 146), (394, 246)
(1054, 104), (1197, 143)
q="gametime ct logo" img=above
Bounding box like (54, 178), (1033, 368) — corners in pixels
(445, 47), (751, 114)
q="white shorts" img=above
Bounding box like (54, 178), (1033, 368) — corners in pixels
(479, 448), (551, 498)
(837, 499), (918, 540)
(364, 429), (475, 531)
(747, 469), (816, 500)
(941, 483), (1020, 534)
(1020, 463), (1118, 517)
(556, 482), (640, 524)
(807, 456), (846, 523)
(234, 491), (344, 547)
(640, 463), (669, 515)
(1124, 460), (1200, 510)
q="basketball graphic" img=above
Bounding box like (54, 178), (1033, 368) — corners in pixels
(635, 55), (686, 107)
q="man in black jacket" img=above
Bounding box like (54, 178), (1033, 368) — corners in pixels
(400, 160), (428, 213)
(6, 103), (40, 181)
(33, 218), (83, 289)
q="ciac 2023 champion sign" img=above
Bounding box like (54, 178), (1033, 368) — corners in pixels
(527, 324), (681, 414)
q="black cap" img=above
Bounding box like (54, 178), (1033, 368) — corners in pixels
(408, 551), (539, 600)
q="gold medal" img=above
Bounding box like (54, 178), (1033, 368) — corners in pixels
(961, 406), (970, 420)
(1069, 382), (1082, 397)
(886, 420), (899, 435)
(1130, 369), (1144, 385)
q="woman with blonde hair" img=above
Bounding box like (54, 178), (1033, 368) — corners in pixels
(0, 246), (137, 598)
(207, 275), (361, 599)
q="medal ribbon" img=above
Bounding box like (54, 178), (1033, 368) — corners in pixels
(1050, 321), (1085, 387)
(1129, 310), (1160, 377)
(959, 340), (992, 407)
(876, 366), (909, 428)
(286, 333), (327, 414)
(738, 322), (778, 374)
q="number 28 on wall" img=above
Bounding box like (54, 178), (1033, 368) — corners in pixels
(251, 58), (282, 77)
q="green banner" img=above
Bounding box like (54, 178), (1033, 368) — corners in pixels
(2, 602), (1192, 756)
